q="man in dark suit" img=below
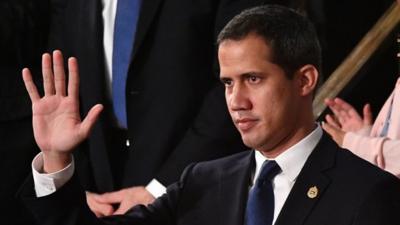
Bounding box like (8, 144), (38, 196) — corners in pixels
(20, 5), (400, 225)
(47, 0), (279, 216)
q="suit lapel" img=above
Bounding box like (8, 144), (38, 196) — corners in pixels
(275, 134), (336, 225)
(131, 0), (164, 61)
(218, 151), (254, 225)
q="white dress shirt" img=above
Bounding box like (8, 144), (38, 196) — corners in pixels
(32, 152), (164, 198)
(32, 153), (75, 197)
(101, 0), (117, 84)
(252, 125), (323, 224)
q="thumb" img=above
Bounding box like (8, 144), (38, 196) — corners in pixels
(113, 204), (129, 215)
(79, 104), (103, 139)
(322, 121), (338, 137)
(322, 121), (345, 146)
(363, 103), (372, 126)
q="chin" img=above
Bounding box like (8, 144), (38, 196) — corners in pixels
(241, 137), (262, 150)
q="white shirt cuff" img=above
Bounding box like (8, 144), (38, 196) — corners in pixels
(32, 152), (75, 197)
(145, 179), (166, 198)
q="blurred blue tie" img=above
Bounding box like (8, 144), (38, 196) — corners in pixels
(246, 160), (281, 225)
(112, 0), (141, 128)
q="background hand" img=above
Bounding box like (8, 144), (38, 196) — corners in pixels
(23, 50), (103, 172)
(86, 192), (115, 218)
(324, 98), (372, 133)
(322, 121), (345, 146)
(94, 187), (156, 215)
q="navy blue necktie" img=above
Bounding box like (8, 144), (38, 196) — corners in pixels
(112, 0), (141, 128)
(246, 160), (281, 225)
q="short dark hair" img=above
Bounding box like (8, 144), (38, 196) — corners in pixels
(217, 5), (322, 80)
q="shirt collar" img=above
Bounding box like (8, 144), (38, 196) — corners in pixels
(254, 125), (323, 184)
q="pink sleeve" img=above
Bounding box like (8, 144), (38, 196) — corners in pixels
(343, 132), (400, 178)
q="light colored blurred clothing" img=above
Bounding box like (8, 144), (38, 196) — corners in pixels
(343, 77), (400, 177)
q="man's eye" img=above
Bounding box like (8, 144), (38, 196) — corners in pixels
(221, 79), (233, 86)
(248, 75), (260, 83)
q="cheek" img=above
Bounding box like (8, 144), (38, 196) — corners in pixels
(260, 89), (290, 120)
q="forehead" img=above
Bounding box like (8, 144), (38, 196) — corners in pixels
(218, 34), (271, 58)
(218, 34), (277, 77)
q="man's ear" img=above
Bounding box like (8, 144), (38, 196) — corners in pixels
(296, 64), (319, 97)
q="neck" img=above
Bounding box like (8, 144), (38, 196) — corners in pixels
(260, 118), (316, 159)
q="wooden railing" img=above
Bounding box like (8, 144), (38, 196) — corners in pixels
(313, 2), (400, 119)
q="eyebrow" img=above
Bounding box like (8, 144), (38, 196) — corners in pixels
(220, 71), (265, 80)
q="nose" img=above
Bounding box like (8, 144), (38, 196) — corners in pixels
(227, 84), (251, 111)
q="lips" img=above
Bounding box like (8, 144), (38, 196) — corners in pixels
(235, 118), (258, 132)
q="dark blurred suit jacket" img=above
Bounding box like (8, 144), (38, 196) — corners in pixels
(47, 0), (276, 192)
(0, 1), (50, 224)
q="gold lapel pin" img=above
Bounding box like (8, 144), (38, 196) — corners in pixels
(307, 186), (318, 199)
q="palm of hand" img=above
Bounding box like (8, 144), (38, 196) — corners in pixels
(338, 111), (365, 132)
(32, 95), (84, 153)
(325, 98), (372, 133)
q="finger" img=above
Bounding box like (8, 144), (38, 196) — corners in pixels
(324, 98), (335, 107)
(79, 104), (103, 140)
(325, 114), (341, 129)
(96, 189), (125, 204)
(322, 121), (334, 135)
(93, 210), (102, 218)
(326, 98), (345, 118)
(42, 53), (55, 96)
(113, 207), (127, 215)
(22, 68), (40, 102)
(335, 98), (363, 121)
(334, 98), (354, 112)
(323, 121), (346, 145)
(114, 202), (132, 215)
(67, 57), (79, 99)
(53, 50), (66, 96)
(363, 103), (373, 125)
(322, 121), (339, 139)
(91, 203), (114, 218)
(86, 191), (116, 217)
(96, 204), (115, 217)
(329, 98), (354, 118)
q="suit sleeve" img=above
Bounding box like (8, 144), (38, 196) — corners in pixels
(352, 175), (400, 225)
(20, 164), (197, 225)
(343, 133), (400, 178)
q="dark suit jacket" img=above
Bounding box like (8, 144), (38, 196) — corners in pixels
(20, 133), (400, 225)
(1, 1), (50, 224)
(47, 0), (278, 192)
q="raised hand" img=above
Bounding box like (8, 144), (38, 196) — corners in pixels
(321, 121), (345, 146)
(23, 50), (103, 172)
(324, 98), (372, 133)
(323, 97), (372, 146)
